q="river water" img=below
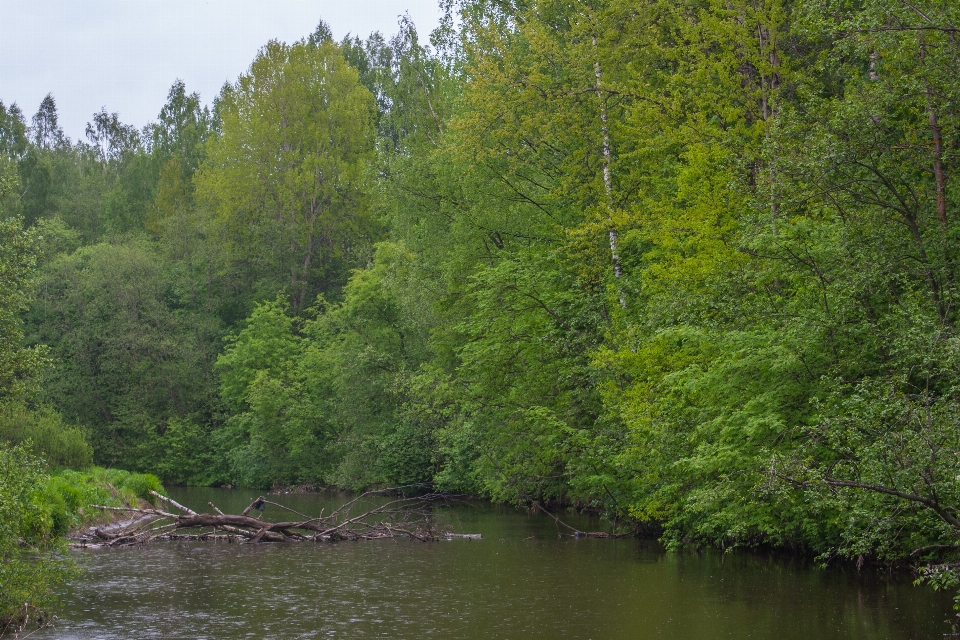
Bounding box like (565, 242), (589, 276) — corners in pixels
(37, 487), (952, 639)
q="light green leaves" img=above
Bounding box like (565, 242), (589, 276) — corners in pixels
(197, 39), (377, 312)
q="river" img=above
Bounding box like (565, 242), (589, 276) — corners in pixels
(36, 487), (953, 639)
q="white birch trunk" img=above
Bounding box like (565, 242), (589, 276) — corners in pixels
(593, 37), (626, 309)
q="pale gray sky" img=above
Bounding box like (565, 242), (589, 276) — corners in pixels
(0, 0), (442, 142)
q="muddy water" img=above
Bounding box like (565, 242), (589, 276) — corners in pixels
(37, 487), (952, 639)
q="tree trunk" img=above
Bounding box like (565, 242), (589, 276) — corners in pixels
(592, 36), (626, 309)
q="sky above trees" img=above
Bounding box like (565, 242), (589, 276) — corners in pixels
(0, 0), (442, 141)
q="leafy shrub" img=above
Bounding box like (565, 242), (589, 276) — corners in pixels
(140, 418), (224, 486)
(82, 467), (164, 503)
(25, 468), (167, 543)
(0, 449), (164, 631)
(0, 402), (93, 469)
(0, 444), (75, 629)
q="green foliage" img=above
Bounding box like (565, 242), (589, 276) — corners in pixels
(308, 242), (435, 488)
(213, 243), (438, 489)
(363, 0), (960, 586)
(0, 100), (28, 161)
(196, 37), (378, 312)
(215, 297), (324, 487)
(0, 444), (75, 630)
(5, 1), (960, 608)
(27, 237), (222, 470)
(140, 417), (222, 486)
(147, 79), (211, 179)
(0, 401), (92, 469)
(0, 442), (163, 630)
(79, 466), (164, 503)
(0, 211), (47, 402)
(22, 466), (164, 549)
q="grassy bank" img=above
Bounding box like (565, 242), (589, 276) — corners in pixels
(0, 445), (163, 634)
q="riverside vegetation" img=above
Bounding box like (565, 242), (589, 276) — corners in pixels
(2, 0), (960, 630)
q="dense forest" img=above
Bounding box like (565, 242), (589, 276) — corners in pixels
(3, 0), (960, 616)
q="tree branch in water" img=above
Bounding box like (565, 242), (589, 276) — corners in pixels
(75, 487), (480, 547)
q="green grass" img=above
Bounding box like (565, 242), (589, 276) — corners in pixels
(27, 467), (165, 541)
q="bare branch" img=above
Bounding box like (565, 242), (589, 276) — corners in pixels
(149, 490), (197, 515)
(74, 488), (479, 547)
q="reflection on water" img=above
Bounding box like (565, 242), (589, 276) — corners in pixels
(38, 487), (952, 639)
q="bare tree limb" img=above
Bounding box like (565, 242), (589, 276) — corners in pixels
(75, 488), (481, 547)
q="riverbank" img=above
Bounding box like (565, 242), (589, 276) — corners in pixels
(30, 486), (955, 640)
(0, 458), (164, 635)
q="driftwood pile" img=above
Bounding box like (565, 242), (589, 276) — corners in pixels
(74, 488), (480, 547)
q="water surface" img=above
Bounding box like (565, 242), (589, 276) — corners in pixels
(38, 487), (952, 639)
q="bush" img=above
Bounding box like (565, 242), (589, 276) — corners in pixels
(80, 467), (164, 503)
(0, 449), (164, 631)
(0, 444), (75, 630)
(0, 402), (93, 469)
(140, 418), (224, 486)
(26, 468), (167, 543)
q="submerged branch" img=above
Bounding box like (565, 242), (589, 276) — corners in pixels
(532, 502), (626, 538)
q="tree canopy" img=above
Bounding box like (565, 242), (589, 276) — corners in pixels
(3, 0), (960, 607)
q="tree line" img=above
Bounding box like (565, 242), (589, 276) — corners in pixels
(3, 0), (960, 599)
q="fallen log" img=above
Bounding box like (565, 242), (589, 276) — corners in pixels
(74, 486), (478, 547)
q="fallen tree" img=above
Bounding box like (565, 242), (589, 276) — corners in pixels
(73, 487), (479, 547)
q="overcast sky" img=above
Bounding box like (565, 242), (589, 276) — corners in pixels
(0, 0), (442, 142)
